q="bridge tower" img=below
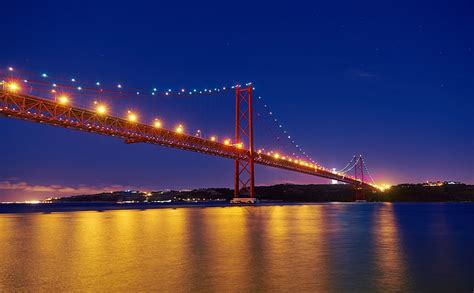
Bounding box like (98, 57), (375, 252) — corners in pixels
(354, 155), (366, 201)
(232, 84), (257, 203)
(354, 155), (364, 184)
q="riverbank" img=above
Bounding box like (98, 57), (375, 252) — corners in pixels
(1, 200), (472, 214)
(42, 183), (474, 204)
(0, 201), (310, 214)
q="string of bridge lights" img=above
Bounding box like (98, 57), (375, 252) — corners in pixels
(255, 94), (316, 165)
(337, 155), (359, 173)
(2, 66), (246, 98)
(3, 66), (312, 165)
(361, 156), (377, 185)
(335, 155), (378, 186)
(1, 66), (385, 182)
(1, 71), (328, 172)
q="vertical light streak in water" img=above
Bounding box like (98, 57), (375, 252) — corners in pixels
(373, 203), (409, 292)
(126, 208), (190, 290)
(0, 215), (32, 289)
(200, 206), (252, 292)
(67, 211), (108, 289)
(182, 207), (214, 291)
(266, 205), (330, 291)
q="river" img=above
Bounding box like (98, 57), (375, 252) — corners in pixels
(0, 202), (473, 292)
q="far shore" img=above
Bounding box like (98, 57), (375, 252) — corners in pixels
(1, 201), (472, 214)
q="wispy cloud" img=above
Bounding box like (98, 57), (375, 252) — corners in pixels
(0, 180), (138, 196)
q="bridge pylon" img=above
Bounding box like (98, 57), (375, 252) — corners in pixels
(354, 155), (366, 201)
(231, 84), (257, 203)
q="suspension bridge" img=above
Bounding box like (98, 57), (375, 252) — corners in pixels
(0, 67), (383, 202)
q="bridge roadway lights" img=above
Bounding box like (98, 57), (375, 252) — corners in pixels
(230, 197), (259, 204)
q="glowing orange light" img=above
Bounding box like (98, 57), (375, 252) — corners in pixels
(210, 136), (216, 142)
(96, 104), (107, 115)
(224, 139), (231, 145)
(153, 119), (162, 128)
(6, 82), (20, 92)
(273, 153), (280, 159)
(175, 124), (184, 133)
(58, 95), (69, 105)
(127, 110), (138, 122)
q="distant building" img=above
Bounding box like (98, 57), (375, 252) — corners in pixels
(422, 181), (444, 187)
(422, 181), (463, 187)
(445, 181), (463, 185)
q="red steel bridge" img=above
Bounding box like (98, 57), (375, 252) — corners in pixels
(0, 71), (382, 201)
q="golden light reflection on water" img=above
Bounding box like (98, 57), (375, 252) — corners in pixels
(372, 203), (408, 292)
(266, 205), (330, 291)
(0, 204), (452, 292)
(0, 206), (334, 291)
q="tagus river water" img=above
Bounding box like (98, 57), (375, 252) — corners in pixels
(0, 203), (473, 292)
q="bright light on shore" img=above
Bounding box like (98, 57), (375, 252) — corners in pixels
(176, 124), (184, 133)
(379, 183), (392, 192)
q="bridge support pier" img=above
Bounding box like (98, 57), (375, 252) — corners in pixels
(232, 85), (257, 203)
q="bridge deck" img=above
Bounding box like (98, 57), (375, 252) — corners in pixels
(0, 90), (375, 189)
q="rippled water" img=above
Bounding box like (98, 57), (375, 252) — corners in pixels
(0, 203), (473, 292)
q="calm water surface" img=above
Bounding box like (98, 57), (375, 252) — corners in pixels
(0, 203), (473, 292)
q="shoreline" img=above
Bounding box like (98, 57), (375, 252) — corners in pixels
(0, 201), (471, 214)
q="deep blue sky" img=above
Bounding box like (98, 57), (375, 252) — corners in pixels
(1, 0), (473, 201)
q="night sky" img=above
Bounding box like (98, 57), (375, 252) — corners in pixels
(1, 1), (473, 201)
